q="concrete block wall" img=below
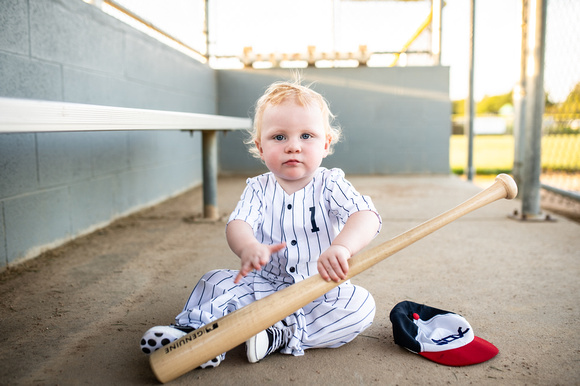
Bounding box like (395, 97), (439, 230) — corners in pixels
(0, 0), (216, 268)
(216, 67), (451, 176)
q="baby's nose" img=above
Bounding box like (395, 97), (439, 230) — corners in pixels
(285, 139), (301, 152)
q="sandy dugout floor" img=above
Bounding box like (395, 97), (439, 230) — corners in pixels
(0, 175), (578, 385)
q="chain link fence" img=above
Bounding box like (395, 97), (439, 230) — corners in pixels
(540, 0), (580, 220)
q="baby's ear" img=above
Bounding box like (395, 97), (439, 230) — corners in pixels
(324, 135), (332, 152)
(255, 140), (264, 158)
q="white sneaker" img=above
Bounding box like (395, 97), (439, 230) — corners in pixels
(246, 325), (290, 363)
(140, 325), (222, 368)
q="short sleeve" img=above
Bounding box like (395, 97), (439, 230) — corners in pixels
(227, 177), (264, 233)
(324, 168), (382, 234)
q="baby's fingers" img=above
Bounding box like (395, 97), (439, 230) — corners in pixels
(318, 258), (347, 282)
(317, 261), (332, 282)
(259, 242), (286, 266)
(268, 242), (286, 254)
(234, 271), (244, 284)
(336, 255), (349, 278)
(235, 260), (254, 283)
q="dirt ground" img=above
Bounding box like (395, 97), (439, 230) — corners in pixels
(0, 175), (578, 385)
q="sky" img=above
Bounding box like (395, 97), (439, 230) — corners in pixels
(442, 0), (579, 103)
(104, 0), (579, 103)
(208, 0), (524, 101)
(441, 0), (522, 101)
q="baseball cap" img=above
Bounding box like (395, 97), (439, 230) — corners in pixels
(389, 300), (499, 366)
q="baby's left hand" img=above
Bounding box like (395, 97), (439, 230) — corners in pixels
(317, 244), (351, 282)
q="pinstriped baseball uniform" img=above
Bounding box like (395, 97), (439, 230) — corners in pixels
(175, 167), (382, 356)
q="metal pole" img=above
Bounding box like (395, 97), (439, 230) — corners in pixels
(512, 0), (528, 189)
(205, 0), (210, 58)
(332, 0), (340, 53)
(431, 0), (443, 65)
(466, 0), (476, 181)
(202, 2), (217, 220)
(521, 0), (547, 219)
(202, 131), (219, 220)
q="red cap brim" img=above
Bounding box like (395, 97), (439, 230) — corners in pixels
(419, 336), (499, 366)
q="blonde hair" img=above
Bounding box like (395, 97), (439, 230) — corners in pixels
(246, 77), (341, 159)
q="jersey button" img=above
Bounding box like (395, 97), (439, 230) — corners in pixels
(291, 240), (297, 246)
(289, 267), (296, 273)
(287, 204), (292, 210)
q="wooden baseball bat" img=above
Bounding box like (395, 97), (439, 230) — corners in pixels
(150, 174), (517, 383)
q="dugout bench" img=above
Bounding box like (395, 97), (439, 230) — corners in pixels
(0, 97), (251, 219)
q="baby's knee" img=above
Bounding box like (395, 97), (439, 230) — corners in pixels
(352, 287), (376, 327)
(354, 286), (376, 309)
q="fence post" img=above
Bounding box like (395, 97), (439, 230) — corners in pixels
(465, 0), (476, 182)
(512, 0), (528, 188)
(520, 0), (547, 219)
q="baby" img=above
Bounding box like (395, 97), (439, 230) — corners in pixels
(141, 78), (382, 368)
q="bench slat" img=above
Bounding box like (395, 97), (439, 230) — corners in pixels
(0, 97), (251, 133)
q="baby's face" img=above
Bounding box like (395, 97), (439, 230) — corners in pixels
(256, 98), (331, 194)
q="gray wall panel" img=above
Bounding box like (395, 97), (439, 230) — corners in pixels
(0, 203), (6, 267)
(216, 67), (451, 176)
(37, 132), (94, 188)
(0, 134), (38, 199)
(0, 52), (63, 100)
(0, 0), (216, 267)
(0, 0), (29, 55)
(4, 187), (71, 264)
(29, 0), (124, 75)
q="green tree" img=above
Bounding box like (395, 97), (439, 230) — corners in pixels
(452, 91), (513, 115)
(546, 82), (580, 114)
(452, 99), (465, 115)
(476, 92), (513, 114)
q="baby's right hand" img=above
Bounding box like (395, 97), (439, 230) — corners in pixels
(234, 242), (286, 283)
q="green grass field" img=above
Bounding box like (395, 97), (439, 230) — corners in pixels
(449, 134), (580, 174)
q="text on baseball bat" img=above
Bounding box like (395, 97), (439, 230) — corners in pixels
(163, 322), (220, 354)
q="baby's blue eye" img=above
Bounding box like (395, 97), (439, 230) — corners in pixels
(274, 135), (285, 141)
(301, 133), (311, 139)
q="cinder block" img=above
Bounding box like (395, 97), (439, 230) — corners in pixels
(29, 0), (124, 75)
(0, 133), (38, 199)
(62, 67), (135, 107)
(0, 202), (6, 268)
(156, 159), (199, 196)
(127, 132), (165, 169)
(37, 132), (93, 188)
(69, 177), (114, 232)
(124, 32), (215, 95)
(112, 170), (138, 215)
(159, 131), (199, 163)
(0, 52), (63, 100)
(0, 0), (29, 55)
(119, 167), (162, 210)
(88, 132), (130, 177)
(4, 187), (71, 264)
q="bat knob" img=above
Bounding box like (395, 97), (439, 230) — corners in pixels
(495, 174), (518, 199)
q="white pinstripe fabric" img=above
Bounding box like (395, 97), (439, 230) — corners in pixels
(175, 167), (381, 356)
